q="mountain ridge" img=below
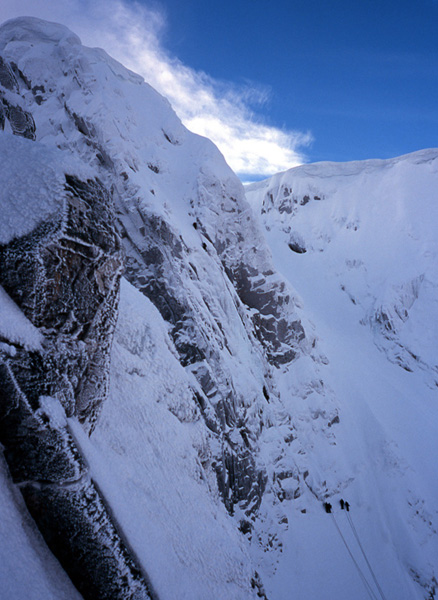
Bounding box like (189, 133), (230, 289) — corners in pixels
(0, 16), (437, 600)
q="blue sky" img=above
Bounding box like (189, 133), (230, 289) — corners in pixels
(154, 0), (438, 163)
(1, 0), (437, 180)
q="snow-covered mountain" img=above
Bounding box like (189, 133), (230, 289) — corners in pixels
(0, 16), (437, 600)
(246, 155), (438, 599)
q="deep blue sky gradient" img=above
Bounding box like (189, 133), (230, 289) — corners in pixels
(147, 0), (438, 163)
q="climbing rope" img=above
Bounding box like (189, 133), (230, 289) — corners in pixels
(346, 512), (388, 600)
(330, 513), (380, 600)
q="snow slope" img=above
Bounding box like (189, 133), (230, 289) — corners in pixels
(69, 279), (258, 600)
(0, 454), (82, 600)
(246, 152), (438, 599)
(247, 151), (438, 379)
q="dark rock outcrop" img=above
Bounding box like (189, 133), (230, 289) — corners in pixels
(0, 174), (157, 599)
(0, 56), (35, 139)
(0, 175), (122, 429)
(229, 262), (305, 366)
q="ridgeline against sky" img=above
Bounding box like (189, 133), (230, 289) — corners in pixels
(0, 0), (437, 180)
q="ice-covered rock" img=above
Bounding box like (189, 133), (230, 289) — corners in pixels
(0, 132), (159, 598)
(0, 16), (311, 600)
(0, 15), (317, 527)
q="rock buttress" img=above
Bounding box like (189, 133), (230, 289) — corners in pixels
(0, 175), (157, 600)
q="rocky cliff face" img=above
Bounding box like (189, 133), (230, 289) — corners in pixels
(0, 16), (314, 600)
(0, 16), (317, 525)
(0, 173), (122, 430)
(0, 133), (158, 598)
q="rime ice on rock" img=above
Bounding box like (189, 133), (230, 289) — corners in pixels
(0, 132), (157, 597)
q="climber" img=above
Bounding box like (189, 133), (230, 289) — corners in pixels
(324, 502), (332, 514)
(345, 501), (350, 512)
(340, 499), (345, 510)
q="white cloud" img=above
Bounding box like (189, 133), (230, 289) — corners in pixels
(0, 0), (312, 177)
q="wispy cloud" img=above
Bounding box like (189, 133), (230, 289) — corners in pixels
(0, 0), (311, 177)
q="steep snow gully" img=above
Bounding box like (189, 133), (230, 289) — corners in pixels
(0, 16), (437, 600)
